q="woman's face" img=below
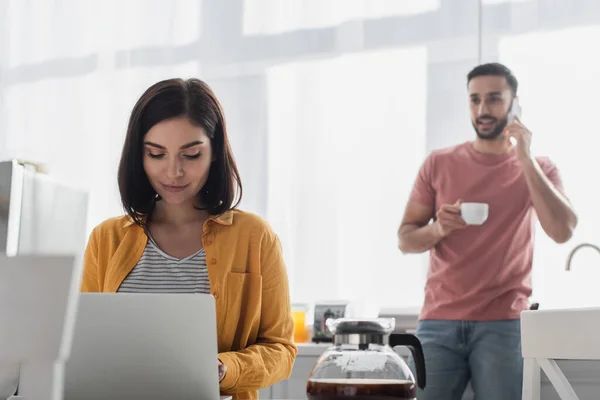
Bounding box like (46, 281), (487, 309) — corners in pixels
(143, 116), (213, 206)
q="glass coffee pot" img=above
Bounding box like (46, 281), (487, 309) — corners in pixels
(306, 318), (426, 400)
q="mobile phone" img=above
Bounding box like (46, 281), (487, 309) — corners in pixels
(508, 98), (521, 145)
(508, 98), (521, 125)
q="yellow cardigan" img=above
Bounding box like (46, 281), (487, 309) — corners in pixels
(81, 209), (297, 399)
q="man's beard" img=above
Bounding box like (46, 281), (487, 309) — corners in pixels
(473, 116), (508, 140)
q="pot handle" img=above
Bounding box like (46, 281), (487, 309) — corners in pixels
(389, 333), (426, 389)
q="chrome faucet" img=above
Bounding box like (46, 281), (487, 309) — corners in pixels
(565, 243), (600, 271)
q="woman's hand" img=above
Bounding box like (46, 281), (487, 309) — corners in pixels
(218, 359), (227, 382)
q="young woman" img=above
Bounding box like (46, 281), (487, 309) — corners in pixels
(81, 78), (297, 399)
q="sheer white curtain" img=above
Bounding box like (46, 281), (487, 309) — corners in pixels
(243, 0), (440, 35)
(484, 0), (600, 308)
(499, 27), (600, 308)
(266, 49), (428, 306)
(251, 0), (474, 307)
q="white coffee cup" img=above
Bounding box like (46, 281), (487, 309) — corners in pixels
(460, 202), (489, 225)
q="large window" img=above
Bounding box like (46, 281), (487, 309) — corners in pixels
(8, 1), (598, 310)
(266, 48), (428, 306)
(498, 25), (600, 308)
(243, 0), (441, 35)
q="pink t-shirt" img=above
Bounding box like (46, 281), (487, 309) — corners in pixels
(410, 142), (563, 321)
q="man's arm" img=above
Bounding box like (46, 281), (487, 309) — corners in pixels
(507, 116), (577, 243)
(521, 158), (577, 243)
(398, 200), (466, 254)
(398, 202), (439, 254)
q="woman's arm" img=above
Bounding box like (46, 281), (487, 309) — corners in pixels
(217, 229), (297, 393)
(81, 227), (101, 292)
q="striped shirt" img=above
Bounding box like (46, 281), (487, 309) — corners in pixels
(118, 236), (210, 293)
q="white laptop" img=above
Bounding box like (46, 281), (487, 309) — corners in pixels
(0, 254), (82, 400)
(64, 293), (229, 400)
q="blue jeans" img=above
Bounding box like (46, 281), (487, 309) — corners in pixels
(408, 319), (522, 400)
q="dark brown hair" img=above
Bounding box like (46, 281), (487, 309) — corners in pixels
(118, 78), (242, 227)
(467, 62), (518, 96)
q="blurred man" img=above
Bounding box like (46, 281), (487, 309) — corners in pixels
(398, 63), (577, 400)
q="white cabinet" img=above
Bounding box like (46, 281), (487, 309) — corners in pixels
(522, 308), (600, 400)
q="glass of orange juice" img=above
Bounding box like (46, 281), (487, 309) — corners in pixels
(292, 303), (310, 343)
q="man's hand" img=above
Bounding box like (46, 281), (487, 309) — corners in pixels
(218, 359), (227, 382)
(434, 200), (467, 238)
(505, 116), (533, 163)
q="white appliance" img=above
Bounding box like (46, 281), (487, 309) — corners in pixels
(0, 254), (82, 400)
(0, 160), (88, 256)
